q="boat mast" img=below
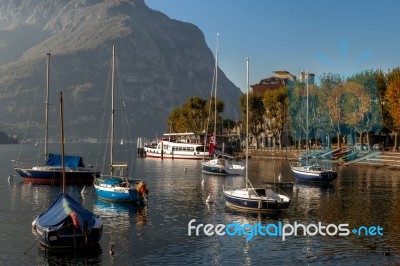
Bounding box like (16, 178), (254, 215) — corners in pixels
(45, 53), (50, 161)
(110, 46), (115, 175)
(246, 57), (249, 188)
(306, 70), (309, 166)
(59, 92), (66, 194)
(214, 33), (219, 140)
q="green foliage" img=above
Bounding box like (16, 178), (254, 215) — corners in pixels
(166, 96), (224, 134)
(240, 91), (264, 148)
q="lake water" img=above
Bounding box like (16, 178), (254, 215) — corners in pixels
(1, 143), (400, 265)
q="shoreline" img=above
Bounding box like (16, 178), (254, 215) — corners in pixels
(244, 148), (400, 169)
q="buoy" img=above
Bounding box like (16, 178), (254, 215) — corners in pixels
(201, 178), (205, 186)
(109, 244), (115, 255)
(205, 194), (214, 204)
(8, 174), (13, 181)
(278, 173), (282, 182)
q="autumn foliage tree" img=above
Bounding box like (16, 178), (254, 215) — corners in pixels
(385, 70), (400, 150)
(263, 86), (289, 149)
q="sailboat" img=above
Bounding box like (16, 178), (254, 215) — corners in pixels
(289, 70), (337, 183)
(93, 46), (148, 203)
(12, 53), (99, 185)
(32, 92), (103, 249)
(201, 33), (245, 176)
(223, 58), (290, 211)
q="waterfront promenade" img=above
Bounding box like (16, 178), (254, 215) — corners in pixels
(246, 147), (400, 169)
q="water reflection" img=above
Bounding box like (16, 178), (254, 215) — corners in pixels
(93, 199), (148, 228)
(3, 143), (400, 264)
(38, 244), (102, 265)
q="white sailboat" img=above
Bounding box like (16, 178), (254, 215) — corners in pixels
(223, 58), (290, 211)
(289, 70), (337, 183)
(201, 33), (245, 175)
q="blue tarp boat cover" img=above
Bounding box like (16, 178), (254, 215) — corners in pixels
(36, 193), (97, 230)
(44, 153), (85, 168)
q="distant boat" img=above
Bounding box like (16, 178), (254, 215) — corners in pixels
(12, 53), (99, 185)
(120, 138), (124, 145)
(290, 71), (337, 183)
(32, 92), (103, 249)
(201, 33), (244, 175)
(93, 46), (148, 203)
(223, 58), (290, 211)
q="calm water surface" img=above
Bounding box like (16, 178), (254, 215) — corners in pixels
(1, 144), (400, 265)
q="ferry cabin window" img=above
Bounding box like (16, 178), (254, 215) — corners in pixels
(196, 146), (206, 152)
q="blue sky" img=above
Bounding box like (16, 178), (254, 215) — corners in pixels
(145, 0), (400, 92)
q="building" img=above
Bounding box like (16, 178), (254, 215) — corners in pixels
(251, 71), (295, 95)
(297, 71), (315, 85)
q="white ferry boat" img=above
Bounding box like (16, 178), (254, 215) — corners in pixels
(144, 140), (210, 160)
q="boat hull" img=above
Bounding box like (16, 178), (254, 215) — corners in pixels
(145, 152), (206, 160)
(290, 166), (337, 183)
(15, 168), (98, 185)
(201, 164), (229, 175)
(223, 189), (290, 211)
(201, 157), (245, 176)
(201, 163), (244, 176)
(93, 177), (147, 203)
(33, 218), (103, 249)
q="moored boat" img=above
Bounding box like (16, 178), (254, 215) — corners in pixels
(32, 92), (103, 249)
(93, 46), (148, 203)
(201, 154), (244, 175)
(223, 58), (290, 212)
(12, 52), (99, 185)
(144, 140), (210, 160)
(32, 193), (103, 249)
(290, 162), (337, 183)
(289, 70), (337, 183)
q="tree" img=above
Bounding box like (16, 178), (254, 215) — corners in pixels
(166, 96), (225, 142)
(346, 70), (382, 148)
(167, 96), (208, 134)
(240, 91), (264, 149)
(385, 70), (400, 150)
(319, 73), (344, 147)
(263, 86), (288, 149)
(341, 81), (371, 146)
(167, 107), (185, 133)
(327, 83), (347, 147)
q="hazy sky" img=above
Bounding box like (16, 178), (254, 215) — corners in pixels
(145, 0), (400, 92)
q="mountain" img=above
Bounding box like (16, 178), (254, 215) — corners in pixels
(0, 0), (242, 140)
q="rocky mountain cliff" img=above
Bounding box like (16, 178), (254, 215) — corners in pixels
(0, 0), (242, 140)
